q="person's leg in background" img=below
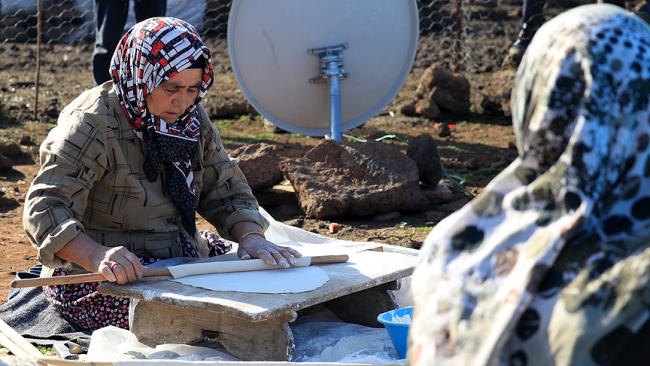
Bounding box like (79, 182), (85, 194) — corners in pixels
(503, 0), (641, 68)
(133, 0), (167, 24)
(92, 0), (129, 86)
(502, 0), (546, 67)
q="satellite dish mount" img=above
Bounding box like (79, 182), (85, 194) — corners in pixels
(308, 43), (350, 142)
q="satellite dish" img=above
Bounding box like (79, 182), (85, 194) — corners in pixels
(227, 0), (419, 140)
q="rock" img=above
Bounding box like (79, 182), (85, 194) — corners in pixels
(415, 64), (471, 114)
(479, 94), (503, 115)
(435, 123), (451, 137)
(414, 99), (441, 120)
(230, 143), (284, 191)
(0, 143), (21, 156)
(478, 69), (516, 116)
(398, 100), (418, 117)
(407, 133), (442, 185)
(278, 139), (429, 219)
(0, 197), (18, 206)
(0, 155), (11, 170)
(19, 135), (31, 145)
(421, 184), (453, 205)
(329, 222), (340, 233)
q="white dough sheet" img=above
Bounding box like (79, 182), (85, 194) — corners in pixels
(171, 262), (329, 293)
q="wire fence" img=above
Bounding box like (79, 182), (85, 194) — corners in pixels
(0, 0), (510, 65)
(2, 0), (642, 65)
(0, 0), (640, 118)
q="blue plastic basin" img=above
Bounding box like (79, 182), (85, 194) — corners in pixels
(377, 306), (413, 359)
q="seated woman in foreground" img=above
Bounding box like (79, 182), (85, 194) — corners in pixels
(22, 17), (301, 331)
(410, 4), (650, 365)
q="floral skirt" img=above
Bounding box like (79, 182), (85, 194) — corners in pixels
(43, 230), (232, 331)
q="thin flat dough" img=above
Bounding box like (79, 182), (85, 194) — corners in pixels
(172, 265), (329, 293)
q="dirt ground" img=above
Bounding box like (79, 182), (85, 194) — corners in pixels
(0, 0), (639, 305)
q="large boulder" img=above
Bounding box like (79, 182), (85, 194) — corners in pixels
(278, 139), (429, 219)
(230, 143), (283, 191)
(415, 64), (471, 115)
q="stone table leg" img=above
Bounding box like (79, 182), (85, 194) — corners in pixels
(129, 300), (298, 361)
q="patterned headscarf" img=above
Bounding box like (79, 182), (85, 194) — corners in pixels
(110, 17), (214, 236)
(410, 5), (650, 365)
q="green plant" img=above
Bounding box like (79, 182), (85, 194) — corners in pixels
(395, 221), (409, 229)
(215, 120), (234, 130)
(37, 345), (54, 355)
(468, 106), (483, 115)
(409, 226), (432, 235)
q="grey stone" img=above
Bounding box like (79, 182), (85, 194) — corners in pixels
(278, 139), (428, 219)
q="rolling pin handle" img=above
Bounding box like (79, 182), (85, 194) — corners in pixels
(309, 254), (349, 265)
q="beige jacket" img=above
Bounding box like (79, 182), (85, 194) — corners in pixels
(23, 83), (268, 274)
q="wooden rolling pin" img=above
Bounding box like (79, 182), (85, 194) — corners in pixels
(10, 254), (349, 288)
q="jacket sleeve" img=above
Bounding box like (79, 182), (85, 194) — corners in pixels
(23, 109), (109, 268)
(195, 107), (269, 240)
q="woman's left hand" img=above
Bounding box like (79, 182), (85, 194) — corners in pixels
(237, 233), (302, 268)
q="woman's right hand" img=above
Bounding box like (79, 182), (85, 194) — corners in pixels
(55, 232), (143, 285)
(92, 246), (143, 285)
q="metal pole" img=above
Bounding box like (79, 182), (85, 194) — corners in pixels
(35, 0), (42, 121)
(308, 44), (349, 142)
(328, 70), (342, 142)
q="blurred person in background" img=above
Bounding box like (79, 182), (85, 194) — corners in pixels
(502, 0), (640, 67)
(93, 0), (167, 85)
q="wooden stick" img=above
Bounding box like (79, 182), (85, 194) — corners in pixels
(0, 318), (47, 359)
(10, 254), (349, 289)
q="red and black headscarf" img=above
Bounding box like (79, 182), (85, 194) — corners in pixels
(110, 17), (214, 236)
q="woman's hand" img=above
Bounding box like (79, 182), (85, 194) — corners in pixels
(56, 232), (143, 285)
(92, 246), (143, 285)
(236, 233), (302, 268)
